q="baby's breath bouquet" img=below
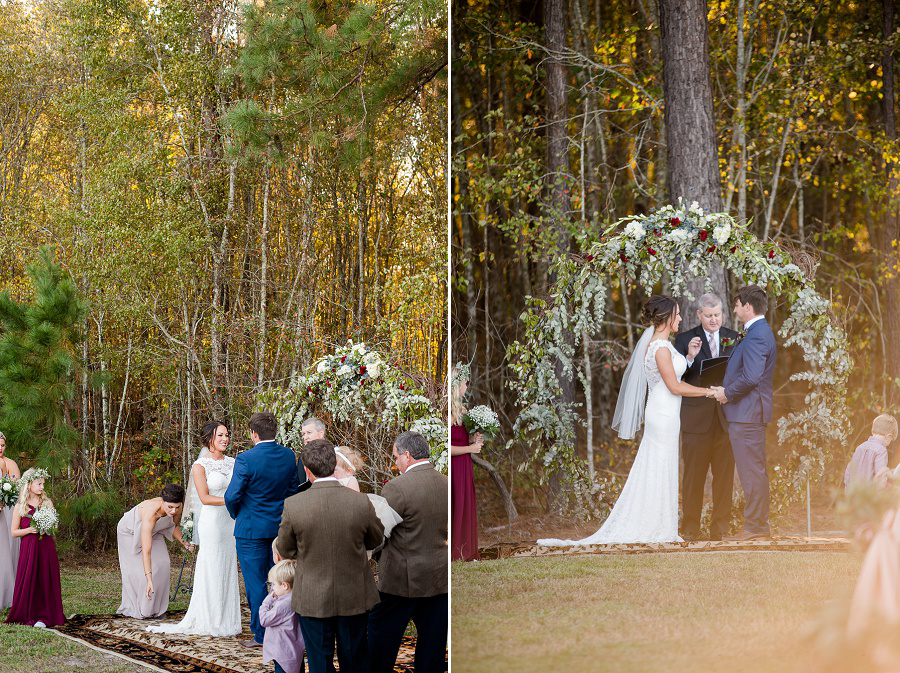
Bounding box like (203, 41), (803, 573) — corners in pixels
(180, 514), (195, 545)
(31, 505), (59, 538)
(0, 475), (18, 508)
(463, 405), (501, 439)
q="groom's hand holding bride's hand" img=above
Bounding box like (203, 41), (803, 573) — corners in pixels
(711, 386), (728, 404)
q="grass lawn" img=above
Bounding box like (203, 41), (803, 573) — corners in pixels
(0, 552), (192, 673)
(451, 551), (860, 673)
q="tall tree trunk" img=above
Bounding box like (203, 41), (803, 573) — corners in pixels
(659, 0), (727, 325)
(257, 165), (270, 389)
(880, 0), (900, 396)
(211, 160), (235, 418)
(545, 0), (574, 513)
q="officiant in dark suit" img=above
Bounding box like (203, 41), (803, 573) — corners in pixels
(674, 293), (739, 541)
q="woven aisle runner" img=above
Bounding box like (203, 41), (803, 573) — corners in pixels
(51, 608), (435, 673)
(479, 536), (851, 560)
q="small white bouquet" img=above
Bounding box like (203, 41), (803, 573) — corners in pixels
(180, 514), (195, 545)
(463, 405), (501, 439)
(0, 475), (18, 508)
(31, 505), (59, 538)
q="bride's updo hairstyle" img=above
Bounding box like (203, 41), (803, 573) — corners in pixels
(199, 420), (227, 449)
(641, 295), (678, 329)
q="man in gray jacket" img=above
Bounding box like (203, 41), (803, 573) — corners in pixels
(276, 439), (383, 673)
(368, 431), (448, 673)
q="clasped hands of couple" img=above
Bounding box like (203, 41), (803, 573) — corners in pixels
(686, 335), (728, 404)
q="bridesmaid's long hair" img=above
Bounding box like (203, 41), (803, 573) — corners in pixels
(450, 365), (467, 425)
(16, 468), (49, 512)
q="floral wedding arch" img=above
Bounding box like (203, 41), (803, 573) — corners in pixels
(262, 340), (448, 489)
(507, 201), (852, 524)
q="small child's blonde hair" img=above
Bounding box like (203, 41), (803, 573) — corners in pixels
(268, 559), (296, 587)
(872, 414), (899, 439)
(335, 446), (364, 472)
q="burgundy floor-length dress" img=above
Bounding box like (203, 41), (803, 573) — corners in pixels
(5, 504), (65, 627)
(451, 424), (480, 561)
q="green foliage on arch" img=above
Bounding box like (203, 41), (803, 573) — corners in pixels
(507, 202), (852, 526)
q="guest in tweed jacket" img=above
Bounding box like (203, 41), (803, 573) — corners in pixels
(275, 439), (383, 673)
(368, 431), (448, 673)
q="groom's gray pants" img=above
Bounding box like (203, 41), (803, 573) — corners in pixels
(728, 421), (770, 535)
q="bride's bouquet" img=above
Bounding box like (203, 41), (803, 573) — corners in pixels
(180, 514), (195, 545)
(0, 475), (18, 508)
(31, 505), (59, 538)
(463, 405), (501, 439)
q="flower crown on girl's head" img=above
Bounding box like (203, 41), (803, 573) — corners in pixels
(451, 362), (470, 389)
(19, 468), (50, 487)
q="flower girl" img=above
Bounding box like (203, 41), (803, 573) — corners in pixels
(5, 468), (65, 627)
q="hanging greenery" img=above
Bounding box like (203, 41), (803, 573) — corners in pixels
(507, 201), (853, 526)
(263, 340), (448, 491)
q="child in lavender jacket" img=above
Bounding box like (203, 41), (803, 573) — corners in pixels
(260, 560), (306, 673)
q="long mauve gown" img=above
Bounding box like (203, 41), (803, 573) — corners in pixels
(116, 504), (175, 618)
(0, 474), (20, 609)
(451, 424), (480, 561)
(4, 504), (65, 626)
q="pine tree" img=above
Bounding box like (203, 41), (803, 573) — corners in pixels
(226, 0), (446, 154)
(0, 248), (87, 472)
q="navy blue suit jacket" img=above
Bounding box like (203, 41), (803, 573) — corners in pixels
(722, 318), (777, 425)
(224, 440), (305, 539)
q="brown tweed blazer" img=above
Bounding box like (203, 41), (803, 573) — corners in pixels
(377, 462), (448, 597)
(276, 480), (384, 618)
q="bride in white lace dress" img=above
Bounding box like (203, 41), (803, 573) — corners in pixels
(539, 296), (714, 545)
(149, 422), (241, 636)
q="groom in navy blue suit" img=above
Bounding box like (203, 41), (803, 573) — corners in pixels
(713, 285), (777, 541)
(225, 411), (309, 647)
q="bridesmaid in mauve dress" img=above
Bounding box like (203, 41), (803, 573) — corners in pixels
(5, 469), (65, 627)
(116, 484), (192, 619)
(450, 366), (484, 562)
(0, 431), (21, 610)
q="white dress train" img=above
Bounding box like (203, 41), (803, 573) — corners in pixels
(539, 339), (685, 545)
(148, 455), (241, 635)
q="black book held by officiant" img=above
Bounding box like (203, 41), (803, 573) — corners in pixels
(697, 355), (730, 387)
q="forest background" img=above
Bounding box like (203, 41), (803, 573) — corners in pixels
(453, 0), (900, 525)
(0, 0), (447, 547)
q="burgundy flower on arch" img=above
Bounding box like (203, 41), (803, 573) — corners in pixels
(620, 253), (628, 263)
(586, 254), (594, 262)
(360, 365), (367, 376)
(730, 245), (737, 253)
(707, 245), (716, 253)
(341, 356), (347, 363)
(670, 217), (681, 227)
(768, 249), (776, 259)
(699, 230), (708, 242)
(648, 247), (657, 256)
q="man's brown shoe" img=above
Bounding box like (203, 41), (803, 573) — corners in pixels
(724, 530), (770, 542)
(238, 639), (262, 649)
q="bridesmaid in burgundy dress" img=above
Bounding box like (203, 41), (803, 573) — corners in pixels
(450, 365), (484, 562)
(5, 468), (65, 627)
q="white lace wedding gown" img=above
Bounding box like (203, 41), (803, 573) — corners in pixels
(539, 339), (685, 545)
(148, 455), (241, 635)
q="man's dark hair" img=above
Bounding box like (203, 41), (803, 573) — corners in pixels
(734, 285), (768, 316)
(301, 439), (337, 478)
(394, 431), (430, 461)
(249, 411), (278, 441)
(161, 483), (185, 504)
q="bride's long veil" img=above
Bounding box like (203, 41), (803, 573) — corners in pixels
(185, 447), (209, 544)
(611, 327), (655, 440)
